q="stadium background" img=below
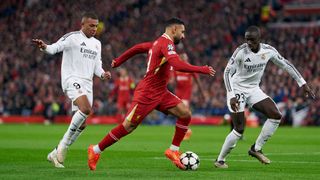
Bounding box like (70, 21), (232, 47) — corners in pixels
(0, 0), (319, 126)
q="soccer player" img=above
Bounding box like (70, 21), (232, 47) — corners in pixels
(32, 12), (111, 168)
(110, 68), (135, 121)
(87, 17), (215, 170)
(214, 26), (316, 168)
(172, 53), (206, 140)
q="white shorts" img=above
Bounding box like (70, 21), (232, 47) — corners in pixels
(227, 86), (269, 113)
(63, 77), (93, 111)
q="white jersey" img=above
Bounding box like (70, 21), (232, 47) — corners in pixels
(44, 30), (105, 90)
(224, 43), (306, 98)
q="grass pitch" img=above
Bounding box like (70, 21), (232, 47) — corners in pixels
(0, 124), (319, 180)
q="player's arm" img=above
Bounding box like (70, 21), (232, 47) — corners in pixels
(161, 42), (215, 75)
(168, 56), (214, 75)
(271, 51), (316, 99)
(95, 51), (111, 80)
(224, 48), (241, 112)
(95, 42), (111, 80)
(112, 42), (153, 68)
(32, 34), (72, 54)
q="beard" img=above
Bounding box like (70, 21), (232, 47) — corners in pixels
(173, 37), (181, 45)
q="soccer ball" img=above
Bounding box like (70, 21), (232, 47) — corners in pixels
(179, 151), (200, 170)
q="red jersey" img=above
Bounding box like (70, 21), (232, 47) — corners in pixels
(133, 34), (177, 102)
(174, 71), (196, 100)
(113, 34), (210, 104)
(115, 76), (133, 102)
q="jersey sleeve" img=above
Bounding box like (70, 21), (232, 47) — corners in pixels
(113, 42), (153, 67)
(270, 48), (306, 87)
(44, 33), (72, 55)
(224, 47), (242, 98)
(94, 42), (105, 78)
(163, 41), (210, 74)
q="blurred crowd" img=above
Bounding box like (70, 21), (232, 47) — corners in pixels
(0, 0), (319, 126)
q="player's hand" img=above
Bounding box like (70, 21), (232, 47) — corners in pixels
(230, 97), (240, 112)
(302, 84), (316, 100)
(32, 39), (47, 50)
(101, 71), (111, 80)
(111, 59), (119, 68)
(206, 65), (216, 76)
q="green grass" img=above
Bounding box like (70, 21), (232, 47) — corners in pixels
(0, 124), (319, 180)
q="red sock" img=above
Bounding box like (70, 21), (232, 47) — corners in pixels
(172, 117), (191, 147)
(98, 124), (129, 151)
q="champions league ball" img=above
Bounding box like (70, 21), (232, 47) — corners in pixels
(180, 151), (200, 170)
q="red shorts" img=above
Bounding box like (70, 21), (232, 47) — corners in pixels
(124, 90), (181, 125)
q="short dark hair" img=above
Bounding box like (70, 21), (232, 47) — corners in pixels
(246, 26), (260, 34)
(82, 12), (98, 20)
(165, 17), (185, 28)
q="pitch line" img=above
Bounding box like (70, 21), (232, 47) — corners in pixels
(153, 157), (320, 164)
(197, 152), (320, 157)
(153, 152), (320, 164)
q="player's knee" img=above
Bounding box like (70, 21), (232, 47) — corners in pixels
(234, 126), (245, 134)
(180, 109), (192, 119)
(123, 121), (138, 133)
(269, 111), (282, 120)
(79, 106), (92, 115)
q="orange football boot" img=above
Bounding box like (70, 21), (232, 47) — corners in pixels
(164, 149), (185, 170)
(88, 145), (100, 171)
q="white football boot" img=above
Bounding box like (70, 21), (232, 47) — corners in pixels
(57, 143), (68, 165)
(47, 148), (65, 168)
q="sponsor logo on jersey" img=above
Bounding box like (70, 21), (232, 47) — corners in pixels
(168, 44), (174, 51)
(80, 47), (98, 59)
(168, 51), (176, 55)
(80, 42), (86, 46)
(245, 58), (251, 62)
(244, 63), (266, 73)
(167, 44), (176, 55)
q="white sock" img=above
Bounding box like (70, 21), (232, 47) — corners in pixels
(93, 145), (102, 154)
(217, 130), (242, 161)
(255, 119), (280, 151)
(170, 145), (179, 151)
(60, 110), (88, 148)
(67, 128), (84, 146)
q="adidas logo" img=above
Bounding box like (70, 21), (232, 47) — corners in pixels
(80, 42), (86, 46)
(245, 58), (251, 62)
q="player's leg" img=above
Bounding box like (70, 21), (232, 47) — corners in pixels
(181, 99), (192, 140)
(215, 91), (246, 168)
(68, 121), (87, 146)
(65, 82), (93, 146)
(47, 79), (92, 167)
(88, 102), (153, 170)
(157, 92), (190, 169)
(249, 97), (282, 164)
(57, 94), (92, 163)
(167, 102), (192, 149)
(215, 112), (245, 168)
(164, 102), (191, 170)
